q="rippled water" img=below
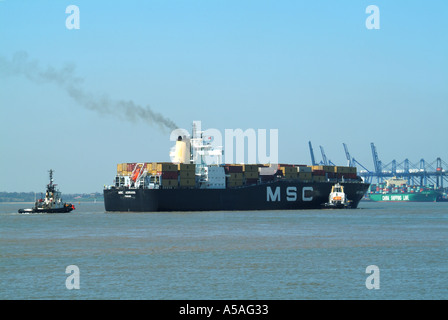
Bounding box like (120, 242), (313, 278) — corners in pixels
(1, 201), (447, 299)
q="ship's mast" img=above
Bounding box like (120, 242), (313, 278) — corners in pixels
(189, 121), (224, 186)
(49, 169), (54, 188)
(190, 121), (223, 166)
(47, 169), (57, 194)
(191, 121), (206, 177)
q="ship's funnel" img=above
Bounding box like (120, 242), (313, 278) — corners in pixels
(172, 136), (190, 164)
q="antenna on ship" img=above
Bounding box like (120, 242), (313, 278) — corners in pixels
(49, 169), (54, 187)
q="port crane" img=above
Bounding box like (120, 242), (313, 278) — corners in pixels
(308, 141), (317, 166)
(308, 141), (447, 188)
(343, 143), (353, 167)
(342, 143), (374, 183)
(308, 141), (337, 166)
(370, 143), (384, 183)
(358, 143), (448, 188)
(319, 146), (336, 166)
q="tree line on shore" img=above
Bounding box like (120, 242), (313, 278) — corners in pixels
(0, 192), (103, 202)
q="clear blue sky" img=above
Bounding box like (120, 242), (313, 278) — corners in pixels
(1, 0), (447, 193)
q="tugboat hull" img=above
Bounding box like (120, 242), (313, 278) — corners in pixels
(322, 202), (353, 209)
(18, 206), (74, 214)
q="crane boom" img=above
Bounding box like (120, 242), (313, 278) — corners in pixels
(371, 143), (381, 174)
(319, 146), (328, 165)
(308, 141), (316, 166)
(343, 143), (352, 167)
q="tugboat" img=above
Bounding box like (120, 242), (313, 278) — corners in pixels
(18, 170), (75, 214)
(322, 183), (353, 209)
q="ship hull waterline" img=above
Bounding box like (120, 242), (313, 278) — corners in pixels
(18, 207), (74, 214)
(104, 181), (370, 212)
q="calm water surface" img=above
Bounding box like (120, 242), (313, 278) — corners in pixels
(1, 201), (447, 299)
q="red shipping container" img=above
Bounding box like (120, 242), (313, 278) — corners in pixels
(313, 170), (325, 176)
(127, 163), (137, 172)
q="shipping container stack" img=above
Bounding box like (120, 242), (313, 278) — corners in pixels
(115, 161), (359, 189)
(225, 164), (244, 187)
(242, 164), (258, 185)
(115, 163), (147, 188)
(310, 165), (357, 182)
(279, 164), (297, 179)
(333, 166), (357, 180)
(178, 163), (196, 187)
(311, 166), (327, 182)
(115, 162), (195, 188)
(117, 163), (147, 176)
(117, 163), (124, 176)
(297, 165), (313, 181)
(152, 162), (179, 188)
(117, 163), (134, 176)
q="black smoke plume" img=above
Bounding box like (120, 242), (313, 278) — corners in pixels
(0, 51), (177, 132)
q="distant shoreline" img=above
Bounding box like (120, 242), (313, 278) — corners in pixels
(0, 191), (103, 203)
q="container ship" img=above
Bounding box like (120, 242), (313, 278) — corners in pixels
(368, 177), (442, 202)
(103, 123), (370, 212)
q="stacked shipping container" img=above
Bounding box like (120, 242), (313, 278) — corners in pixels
(310, 165), (357, 181)
(243, 164), (259, 185)
(116, 162), (359, 188)
(179, 163), (195, 187)
(279, 165), (298, 179)
(152, 163), (178, 188)
(297, 166), (313, 181)
(225, 164), (244, 187)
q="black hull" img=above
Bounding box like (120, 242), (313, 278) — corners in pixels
(18, 207), (74, 214)
(104, 181), (370, 212)
(322, 202), (353, 209)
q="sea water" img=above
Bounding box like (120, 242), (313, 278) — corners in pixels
(1, 201), (447, 300)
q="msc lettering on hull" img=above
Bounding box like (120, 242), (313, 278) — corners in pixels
(266, 186), (313, 202)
